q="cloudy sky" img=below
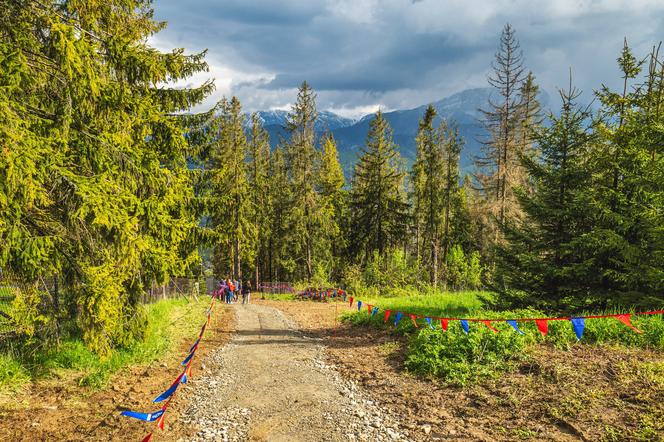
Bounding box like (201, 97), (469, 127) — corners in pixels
(151, 0), (664, 118)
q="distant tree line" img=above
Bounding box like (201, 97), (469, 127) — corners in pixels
(1, 0), (662, 357)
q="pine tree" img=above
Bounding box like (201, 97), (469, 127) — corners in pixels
(266, 146), (291, 282)
(317, 133), (347, 279)
(208, 97), (253, 280)
(247, 113), (271, 289)
(285, 81), (320, 281)
(496, 81), (595, 309)
(350, 111), (409, 262)
(475, 23), (529, 228)
(0, 0), (213, 353)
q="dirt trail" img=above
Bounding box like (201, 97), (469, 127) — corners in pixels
(177, 303), (411, 442)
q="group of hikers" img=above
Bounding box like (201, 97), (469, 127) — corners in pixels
(214, 278), (252, 304)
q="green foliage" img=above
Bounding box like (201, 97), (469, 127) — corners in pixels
(0, 297), (209, 392)
(405, 323), (532, 386)
(0, 0), (212, 354)
(349, 111), (409, 260)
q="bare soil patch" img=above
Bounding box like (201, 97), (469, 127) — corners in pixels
(259, 299), (664, 441)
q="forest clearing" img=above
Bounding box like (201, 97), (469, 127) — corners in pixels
(1, 0), (663, 441)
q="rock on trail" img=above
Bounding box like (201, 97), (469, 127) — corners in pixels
(178, 304), (412, 441)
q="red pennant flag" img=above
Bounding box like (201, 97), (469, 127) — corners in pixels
(141, 432), (153, 442)
(481, 320), (499, 333)
(367, 304), (372, 316)
(156, 398), (171, 430)
(384, 310), (391, 323)
(614, 314), (642, 334)
(535, 319), (548, 336)
(349, 297), (354, 308)
(409, 314), (419, 328)
(440, 318), (448, 331)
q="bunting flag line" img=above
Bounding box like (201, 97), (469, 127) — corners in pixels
(121, 294), (217, 440)
(346, 296), (662, 341)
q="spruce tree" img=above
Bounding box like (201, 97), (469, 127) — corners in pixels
(285, 81), (320, 281)
(247, 113), (271, 289)
(496, 82), (595, 309)
(475, 23), (529, 228)
(350, 111), (409, 262)
(0, 0), (213, 353)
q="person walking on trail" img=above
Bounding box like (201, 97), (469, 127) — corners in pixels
(226, 279), (234, 304)
(242, 281), (251, 304)
(233, 279), (240, 302)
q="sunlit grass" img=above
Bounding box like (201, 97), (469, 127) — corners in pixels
(0, 297), (214, 393)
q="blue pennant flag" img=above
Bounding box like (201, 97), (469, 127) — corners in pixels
(153, 372), (184, 403)
(460, 319), (470, 335)
(357, 300), (362, 311)
(506, 320), (524, 335)
(425, 317), (434, 330)
(371, 307), (379, 317)
(394, 311), (403, 326)
(189, 338), (201, 354)
(570, 317), (585, 340)
(181, 350), (195, 366)
(121, 409), (165, 422)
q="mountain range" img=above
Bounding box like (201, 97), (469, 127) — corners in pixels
(253, 87), (549, 177)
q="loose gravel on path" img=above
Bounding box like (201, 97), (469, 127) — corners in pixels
(178, 303), (412, 442)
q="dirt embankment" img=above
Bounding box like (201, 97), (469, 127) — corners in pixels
(0, 306), (234, 442)
(261, 299), (664, 442)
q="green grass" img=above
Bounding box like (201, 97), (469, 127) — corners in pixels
(343, 291), (664, 385)
(258, 292), (297, 301)
(0, 297), (214, 392)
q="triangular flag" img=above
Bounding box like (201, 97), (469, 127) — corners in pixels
(506, 320), (524, 335)
(535, 319), (548, 336)
(384, 310), (391, 323)
(440, 318), (448, 331)
(409, 314), (419, 328)
(357, 300), (362, 311)
(367, 304), (372, 316)
(481, 320), (499, 333)
(460, 319), (469, 334)
(141, 432), (153, 442)
(570, 317), (585, 340)
(394, 311), (403, 326)
(156, 398), (171, 430)
(425, 317), (434, 330)
(371, 307), (379, 317)
(120, 409), (165, 422)
(153, 372), (184, 402)
(614, 314), (642, 333)
(349, 297), (354, 307)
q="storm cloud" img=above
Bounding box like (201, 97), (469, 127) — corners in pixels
(151, 0), (664, 117)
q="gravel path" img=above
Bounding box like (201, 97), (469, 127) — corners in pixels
(178, 303), (413, 442)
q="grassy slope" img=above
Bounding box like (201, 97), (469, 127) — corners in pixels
(0, 296), (212, 393)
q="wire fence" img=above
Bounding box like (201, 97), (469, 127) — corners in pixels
(0, 271), (209, 340)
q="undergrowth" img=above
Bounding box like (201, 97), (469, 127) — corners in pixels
(343, 292), (664, 386)
(0, 297), (212, 393)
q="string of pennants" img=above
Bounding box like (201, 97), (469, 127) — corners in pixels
(119, 296), (217, 441)
(347, 296), (664, 340)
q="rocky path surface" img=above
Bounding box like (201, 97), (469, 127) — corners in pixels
(178, 303), (413, 442)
